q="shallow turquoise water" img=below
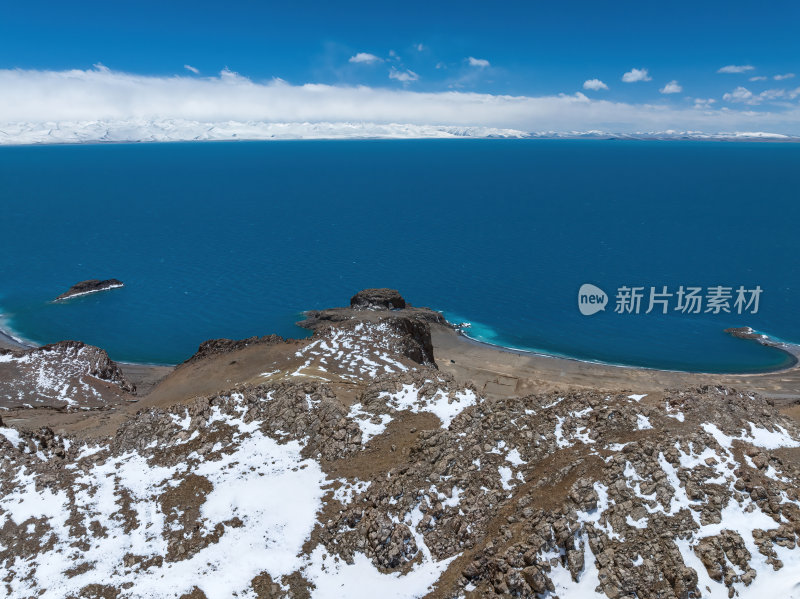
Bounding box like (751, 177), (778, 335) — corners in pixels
(0, 139), (797, 371)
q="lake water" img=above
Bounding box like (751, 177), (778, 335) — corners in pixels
(0, 139), (798, 371)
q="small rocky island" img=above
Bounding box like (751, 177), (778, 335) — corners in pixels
(54, 279), (124, 301)
(724, 326), (766, 341)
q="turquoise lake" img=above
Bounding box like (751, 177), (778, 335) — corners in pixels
(0, 139), (798, 371)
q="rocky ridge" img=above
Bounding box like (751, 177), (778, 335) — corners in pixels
(183, 335), (287, 364)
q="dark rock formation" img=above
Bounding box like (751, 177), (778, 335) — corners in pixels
(381, 316), (437, 366)
(55, 279), (124, 301)
(299, 290), (446, 332)
(183, 335), (286, 364)
(725, 326), (764, 340)
(350, 288), (406, 310)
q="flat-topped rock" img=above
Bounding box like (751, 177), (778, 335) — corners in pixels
(350, 288), (406, 310)
(55, 279), (124, 301)
(299, 289), (446, 332)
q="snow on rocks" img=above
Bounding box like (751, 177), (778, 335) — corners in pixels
(637, 414), (654, 430)
(346, 371), (481, 436)
(0, 341), (134, 408)
(380, 384), (478, 428)
(1, 401), (328, 599)
(289, 321), (416, 381)
(2, 365), (800, 599)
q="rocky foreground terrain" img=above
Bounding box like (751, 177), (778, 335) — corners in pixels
(1, 290), (800, 599)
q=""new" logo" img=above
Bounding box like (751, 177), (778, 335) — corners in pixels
(578, 283), (607, 315)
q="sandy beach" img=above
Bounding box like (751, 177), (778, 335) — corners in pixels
(432, 324), (800, 404)
(0, 327), (32, 351)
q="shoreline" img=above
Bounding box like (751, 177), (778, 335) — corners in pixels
(454, 326), (800, 376)
(3, 313), (799, 380)
(432, 324), (800, 402)
(0, 325), (36, 351)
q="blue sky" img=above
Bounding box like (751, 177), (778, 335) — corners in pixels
(1, 1), (800, 135)
(3, 1), (799, 97)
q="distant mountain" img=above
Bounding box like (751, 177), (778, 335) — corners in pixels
(0, 119), (796, 145)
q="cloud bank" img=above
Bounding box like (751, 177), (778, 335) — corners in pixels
(1, 67), (800, 143)
(723, 85), (800, 105)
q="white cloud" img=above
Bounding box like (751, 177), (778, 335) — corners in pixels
(749, 76), (767, 81)
(774, 73), (795, 81)
(659, 80), (682, 94)
(415, 43), (425, 52)
(583, 79), (608, 91)
(723, 86), (791, 105)
(2, 66), (800, 137)
(694, 98), (717, 109)
(184, 65), (199, 74)
(349, 53), (382, 64)
(723, 86), (754, 103)
(388, 67), (419, 83)
(467, 57), (490, 68)
(622, 68), (652, 83)
(760, 88), (787, 101)
(717, 65), (755, 74)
